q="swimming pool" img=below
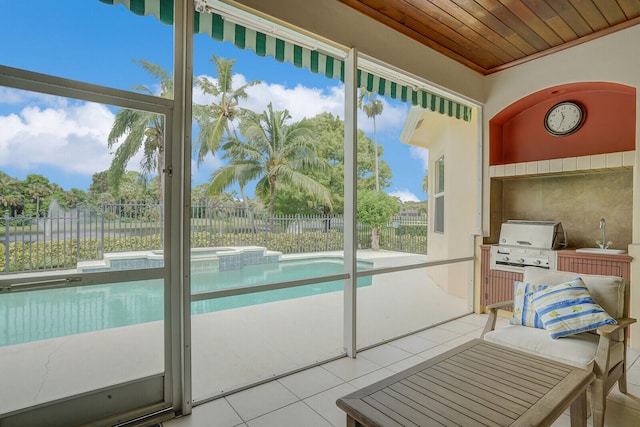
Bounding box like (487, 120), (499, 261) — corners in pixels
(0, 256), (372, 346)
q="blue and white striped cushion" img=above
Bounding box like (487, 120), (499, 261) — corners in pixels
(530, 278), (616, 339)
(510, 281), (548, 328)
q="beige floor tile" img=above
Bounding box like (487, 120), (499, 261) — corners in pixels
(321, 355), (380, 382)
(277, 366), (343, 400)
(304, 383), (358, 427)
(386, 355), (425, 373)
(348, 367), (395, 389)
(600, 399), (640, 426)
(414, 326), (460, 344)
(246, 402), (331, 427)
(387, 334), (439, 354)
(358, 343), (413, 367)
(417, 343), (455, 360)
(437, 318), (482, 334)
(226, 381), (298, 421)
(163, 397), (243, 427)
(457, 313), (489, 326)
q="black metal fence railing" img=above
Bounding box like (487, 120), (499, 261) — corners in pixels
(1, 203), (427, 274)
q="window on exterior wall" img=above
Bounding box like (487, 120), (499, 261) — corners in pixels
(434, 155), (445, 234)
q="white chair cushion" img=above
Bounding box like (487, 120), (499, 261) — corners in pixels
(484, 325), (624, 371)
(523, 267), (625, 319)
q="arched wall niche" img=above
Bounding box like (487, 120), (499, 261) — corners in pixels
(489, 82), (635, 166)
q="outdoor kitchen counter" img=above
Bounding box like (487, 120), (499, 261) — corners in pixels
(556, 249), (631, 281)
(480, 245), (632, 308)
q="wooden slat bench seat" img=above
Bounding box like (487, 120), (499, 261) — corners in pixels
(337, 339), (594, 427)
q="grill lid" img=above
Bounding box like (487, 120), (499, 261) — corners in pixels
(499, 220), (567, 249)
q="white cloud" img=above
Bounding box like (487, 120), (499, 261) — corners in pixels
(357, 97), (409, 135)
(389, 189), (420, 202)
(243, 82), (344, 122)
(191, 155), (224, 186)
(0, 87), (65, 107)
(409, 146), (429, 171)
(193, 72), (407, 134)
(0, 101), (115, 175)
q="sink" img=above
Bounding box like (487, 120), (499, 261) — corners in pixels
(575, 248), (626, 255)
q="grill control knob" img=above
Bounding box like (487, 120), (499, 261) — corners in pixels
(502, 256), (509, 262)
(533, 260), (542, 266)
(517, 258), (525, 263)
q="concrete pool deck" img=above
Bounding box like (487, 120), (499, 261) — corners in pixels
(0, 250), (470, 414)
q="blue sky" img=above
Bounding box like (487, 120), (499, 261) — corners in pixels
(0, 0), (429, 202)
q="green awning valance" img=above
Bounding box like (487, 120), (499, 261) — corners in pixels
(357, 70), (472, 121)
(194, 11), (344, 81)
(99, 0), (174, 25)
(99, 0), (472, 121)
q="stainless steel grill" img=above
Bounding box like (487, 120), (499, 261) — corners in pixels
(489, 220), (567, 273)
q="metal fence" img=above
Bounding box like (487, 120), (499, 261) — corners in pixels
(1, 202), (427, 274)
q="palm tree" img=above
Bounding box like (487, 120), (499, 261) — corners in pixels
(358, 89), (384, 192)
(209, 103), (332, 226)
(0, 178), (23, 214)
(23, 174), (52, 217)
(107, 60), (172, 201)
(194, 55), (261, 225)
(422, 171), (428, 194)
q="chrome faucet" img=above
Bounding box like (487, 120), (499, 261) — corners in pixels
(597, 218), (611, 249)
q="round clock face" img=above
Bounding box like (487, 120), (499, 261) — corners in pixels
(544, 101), (585, 136)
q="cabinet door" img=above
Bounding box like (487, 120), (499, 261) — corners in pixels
(557, 254), (631, 281)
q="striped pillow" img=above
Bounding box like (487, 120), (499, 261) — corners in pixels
(510, 281), (548, 328)
(530, 278), (616, 339)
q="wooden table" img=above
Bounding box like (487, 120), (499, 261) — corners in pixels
(336, 339), (594, 427)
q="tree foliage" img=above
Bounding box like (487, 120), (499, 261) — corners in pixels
(358, 89), (384, 192)
(209, 103), (332, 219)
(193, 55), (261, 164)
(0, 172), (88, 216)
(107, 60), (171, 201)
(357, 190), (400, 227)
(357, 190), (400, 250)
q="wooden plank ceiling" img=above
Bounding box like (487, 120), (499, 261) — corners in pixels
(337, 0), (640, 75)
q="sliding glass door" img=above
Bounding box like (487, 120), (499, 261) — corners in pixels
(0, 1), (181, 424)
(0, 73), (174, 427)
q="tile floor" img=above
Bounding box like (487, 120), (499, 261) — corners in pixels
(163, 314), (640, 427)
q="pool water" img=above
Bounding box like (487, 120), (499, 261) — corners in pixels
(0, 257), (372, 346)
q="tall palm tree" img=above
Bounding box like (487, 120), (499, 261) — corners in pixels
(422, 171), (428, 194)
(194, 55), (261, 224)
(107, 60), (172, 201)
(358, 89), (384, 191)
(209, 103), (332, 225)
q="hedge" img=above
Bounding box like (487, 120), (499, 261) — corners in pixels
(0, 229), (426, 273)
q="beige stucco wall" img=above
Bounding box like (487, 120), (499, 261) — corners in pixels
(405, 109), (479, 299)
(483, 25), (640, 348)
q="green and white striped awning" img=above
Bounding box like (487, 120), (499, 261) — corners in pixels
(194, 12), (345, 81)
(357, 70), (470, 119)
(99, 0), (472, 121)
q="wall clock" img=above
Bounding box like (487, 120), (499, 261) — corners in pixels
(544, 101), (585, 136)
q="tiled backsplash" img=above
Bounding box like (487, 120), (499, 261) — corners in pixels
(490, 151), (634, 177)
(490, 169), (633, 250)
